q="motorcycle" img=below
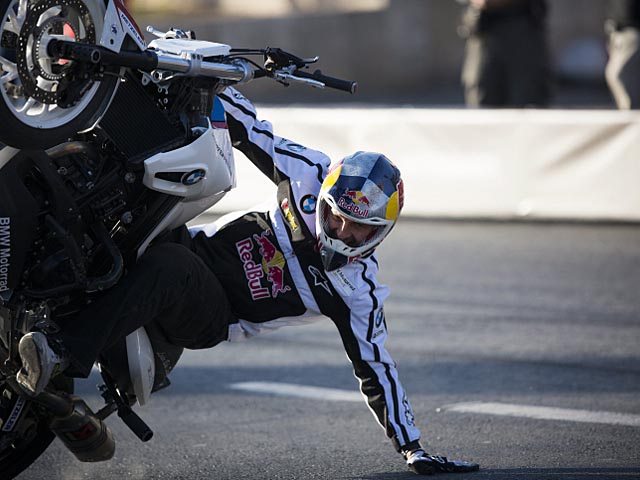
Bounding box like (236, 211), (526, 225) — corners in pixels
(0, 0), (356, 477)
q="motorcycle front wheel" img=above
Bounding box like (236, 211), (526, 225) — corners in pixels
(0, 0), (120, 149)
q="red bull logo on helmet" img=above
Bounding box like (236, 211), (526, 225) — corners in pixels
(338, 189), (370, 217)
(236, 229), (291, 300)
(345, 189), (371, 207)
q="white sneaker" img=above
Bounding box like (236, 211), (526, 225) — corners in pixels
(16, 332), (68, 396)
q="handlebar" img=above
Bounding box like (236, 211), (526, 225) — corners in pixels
(292, 69), (357, 94)
(47, 39), (356, 93)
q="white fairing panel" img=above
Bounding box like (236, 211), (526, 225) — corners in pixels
(143, 121), (236, 200)
(126, 327), (155, 406)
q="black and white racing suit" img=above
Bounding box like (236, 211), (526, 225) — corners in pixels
(188, 88), (421, 452)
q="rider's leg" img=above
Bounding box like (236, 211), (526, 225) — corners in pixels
(19, 242), (235, 388)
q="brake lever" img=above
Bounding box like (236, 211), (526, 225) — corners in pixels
(264, 47), (318, 70)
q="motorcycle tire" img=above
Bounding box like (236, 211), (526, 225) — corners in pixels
(0, 0), (120, 149)
(0, 375), (74, 479)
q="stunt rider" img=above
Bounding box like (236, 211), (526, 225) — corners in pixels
(16, 88), (479, 476)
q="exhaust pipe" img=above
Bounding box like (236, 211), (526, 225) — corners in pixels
(48, 395), (116, 462)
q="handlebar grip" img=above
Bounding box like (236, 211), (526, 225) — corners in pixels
(295, 69), (357, 94)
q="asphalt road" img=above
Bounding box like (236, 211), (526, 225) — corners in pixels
(16, 219), (640, 480)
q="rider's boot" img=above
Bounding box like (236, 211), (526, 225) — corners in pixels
(16, 331), (69, 396)
(404, 448), (480, 475)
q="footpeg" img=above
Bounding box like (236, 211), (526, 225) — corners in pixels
(118, 405), (153, 442)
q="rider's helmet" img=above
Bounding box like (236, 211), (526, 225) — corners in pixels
(316, 151), (404, 271)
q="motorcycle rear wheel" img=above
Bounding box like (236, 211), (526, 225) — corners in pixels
(0, 0), (119, 149)
(0, 375), (74, 479)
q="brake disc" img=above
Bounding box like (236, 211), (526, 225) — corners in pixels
(16, 0), (96, 105)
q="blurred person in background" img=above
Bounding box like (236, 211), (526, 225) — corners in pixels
(605, 0), (640, 109)
(458, 0), (551, 107)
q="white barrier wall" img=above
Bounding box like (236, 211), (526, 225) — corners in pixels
(211, 108), (640, 221)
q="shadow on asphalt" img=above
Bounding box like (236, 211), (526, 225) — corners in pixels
(346, 467), (640, 480)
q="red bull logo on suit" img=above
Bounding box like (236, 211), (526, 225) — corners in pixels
(235, 229), (291, 300)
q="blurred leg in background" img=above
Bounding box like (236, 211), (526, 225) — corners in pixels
(605, 0), (640, 109)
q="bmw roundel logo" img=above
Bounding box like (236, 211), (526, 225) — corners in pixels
(181, 169), (206, 186)
(300, 194), (317, 214)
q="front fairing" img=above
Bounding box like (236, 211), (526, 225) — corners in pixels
(142, 119), (236, 203)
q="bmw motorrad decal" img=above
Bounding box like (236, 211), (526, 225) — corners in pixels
(375, 308), (385, 328)
(371, 329), (384, 340)
(235, 229), (291, 300)
(300, 195), (317, 214)
(308, 265), (332, 295)
(327, 268), (357, 296)
(2, 396), (26, 432)
(0, 217), (10, 293)
(181, 169), (206, 186)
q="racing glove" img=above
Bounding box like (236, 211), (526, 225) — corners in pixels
(403, 448), (480, 475)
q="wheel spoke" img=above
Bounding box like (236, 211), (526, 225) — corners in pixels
(37, 76), (56, 91)
(5, 4), (22, 35)
(0, 69), (19, 84)
(39, 5), (62, 25)
(0, 55), (17, 73)
(17, 0), (28, 22)
(0, 56), (18, 84)
(27, 100), (46, 117)
(16, 96), (36, 113)
(45, 102), (59, 114)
